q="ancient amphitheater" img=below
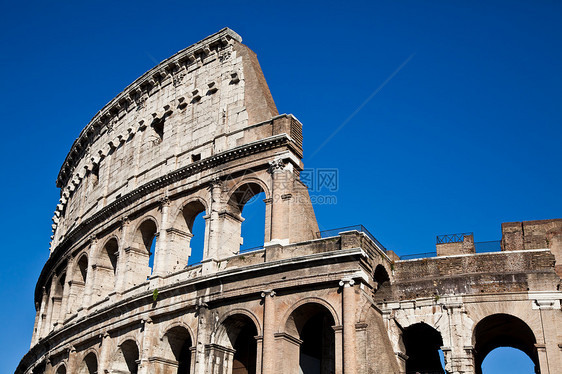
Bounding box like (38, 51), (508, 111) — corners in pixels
(17, 28), (562, 374)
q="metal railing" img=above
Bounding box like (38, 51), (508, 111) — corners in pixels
(400, 252), (437, 260)
(316, 225), (387, 252)
(436, 232), (473, 244)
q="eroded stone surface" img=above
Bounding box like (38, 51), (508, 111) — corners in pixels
(18, 29), (561, 374)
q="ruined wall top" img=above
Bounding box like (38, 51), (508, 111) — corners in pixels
(50, 28), (290, 250)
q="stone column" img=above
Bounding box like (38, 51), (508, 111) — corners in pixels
(115, 216), (131, 293)
(261, 290), (276, 374)
(194, 300), (210, 374)
(443, 300), (473, 374)
(153, 196), (171, 277)
(255, 335), (264, 374)
(203, 179), (223, 274)
(340, 278), (357, 374)
(82, 236), (98, 308)
(34, 288), (49, 343)
(535, 299), (562, 374)
(268, 159), (291, 246)
(66, 346), (78, 373)
(138, 317), (154, 374)
(61, 256), (76, 320)
(97, 332), (112, 374)
(333, 325), (343, 374)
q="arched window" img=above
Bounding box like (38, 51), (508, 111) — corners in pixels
(402, 322), (445, 373)
(51, 271), (66, 327)
(284, 303), (336, 374)
(130, 219), (158, 285)
(77, 255), (88, 284)
(240, 191), (266, 251)
(69, 254), (88, 312)
(78, 352), (98, 374)
(373, 264), (390, 291)
(163, 326), (193, 374)
(111, 339), (139, 374)
(94, 238), (118, 299)
(173, 200), (207, 267)
(216, 314), (259, 374)
(55, 364), (66, 374)
(31, 362), (46, 374)
(473, 314), (539, 374)
(226, 182), (267, 254)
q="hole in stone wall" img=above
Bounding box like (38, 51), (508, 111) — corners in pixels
(402, 322), (445, 374)
(91, 164), (99, 187)
(79, 352), (98, 374)
(481, 347), (535, 374)
(152, 118), (164, 141)
(165, 326), (192, 374)
(473, 314), (538, 374)
(191, 153), (201, 162)
(240, 191), (266, 251)
(187, 212), (205, 266)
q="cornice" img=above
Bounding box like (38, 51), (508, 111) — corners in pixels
(36, 133), (299, 304)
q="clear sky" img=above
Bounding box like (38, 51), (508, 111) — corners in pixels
(1, 1), (560, 372)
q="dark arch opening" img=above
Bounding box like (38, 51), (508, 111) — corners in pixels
(221, 314), (259, 374)
(32, 362), (46, 374)
(474, 314), (538, 374)
(285, 303), (336, 374)
(402, 322), (445, 374)
(103, 238), (119, 276)
(165, 326), (193, 374)
(373, 264), (390, 291)
(55, 365), (66, 374)
(120, 340), (140, 374)
(133, 220), (158, 279)
(80, 352), (98, 374)
(77, 255), (88, 283)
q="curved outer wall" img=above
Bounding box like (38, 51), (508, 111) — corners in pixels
(18, 28), (562, 374)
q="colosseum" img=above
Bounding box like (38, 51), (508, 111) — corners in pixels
(17, 28), (562, 374)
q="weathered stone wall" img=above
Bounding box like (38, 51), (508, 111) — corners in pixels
(502, 218), (562, 276)
(17, 29), (562, 374)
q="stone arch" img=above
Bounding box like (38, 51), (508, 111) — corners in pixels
(222, 179), (270, 255)
(282, 300), (337, 374)
(171, 197), (209, 267)
(373, 264), (390, 291)
(49, 267), (67, 327)
(401, 322), (445, 374)
(226, 176), (271, 206)
(472, 313), (539, 374)
(281, 297), (341, 329)
(31, 360), (46, 374)
(94, 236), (119, 299)
(159, 324), (193, 374)
(54, 363), (67, 374)
(128, 217), (159, 286)
(218, 308), (262, 335)
(214, 312), (260, 374)
(69, 252), (89, 313)
(78, 351), (98, 374)
(111, 338), (140, 374)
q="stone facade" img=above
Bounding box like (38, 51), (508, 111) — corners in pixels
(17, 29), (562, 374)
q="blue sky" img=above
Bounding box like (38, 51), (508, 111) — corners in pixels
(1, 1), (560, 372)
